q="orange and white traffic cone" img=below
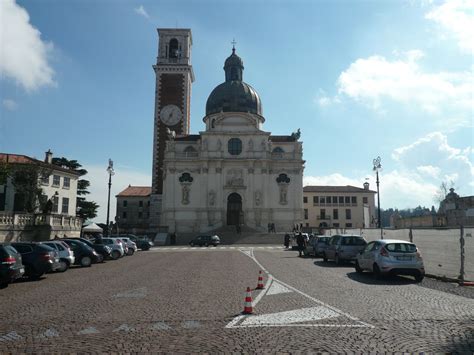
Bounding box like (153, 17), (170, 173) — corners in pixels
(256, 270), (265, 290)
(242, 287), (253, 314)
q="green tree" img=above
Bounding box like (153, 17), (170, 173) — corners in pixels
(52, 157), (99, 220)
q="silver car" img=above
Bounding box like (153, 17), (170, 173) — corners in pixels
(119, 238), (137, 255)
(355, 239), (425, 282)
(323, 234), (367, 264)
(44, 241), (75, 272)
(101, 238), (125, 260)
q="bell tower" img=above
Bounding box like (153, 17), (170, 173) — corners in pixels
(150, 28), (194, 226)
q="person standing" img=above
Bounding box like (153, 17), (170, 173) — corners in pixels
(296, 232), (305, 257)
(284, 234), (290, 249)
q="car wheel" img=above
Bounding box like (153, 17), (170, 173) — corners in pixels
(97, 254), (104, 263)
(414, 273), (424, 283)
(190, 242), (195, 247)
(355, 261), (363, 274)
(127, 249), (135, 256)
(142, 246), (150, 251)
(335, 254), (341, 265)
(81, 256), (92, 267)
(373, 264), (382, 280)
(111, 250), (120, 260)
(213, 244), (217, 247)
(205, 243), (209, 247)
(322, 253), (328, 262)
(57, 260), (69, 272)
(0, 281), (8, 289)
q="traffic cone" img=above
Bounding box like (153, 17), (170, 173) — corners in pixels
(256, 270), (265, 289)
(242, 287), (253, 314)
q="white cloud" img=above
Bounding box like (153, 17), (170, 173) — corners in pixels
(336, 51), (473, 118)
(2, 99), (18, 111)
(134, 5), (149, 19)
(0, 0), (56, 91)
(416, 165), (441, 178)
(84, 164), (151, 223)
(426, 0), (474, 54)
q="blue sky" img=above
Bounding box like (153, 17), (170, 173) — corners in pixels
(1, 0), (473, 223)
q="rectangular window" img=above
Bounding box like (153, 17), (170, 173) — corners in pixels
(333, 209), (338, 220)
(313, 196), (318, 204)
(63, 177), (70, 189)
(345, 223), (352, 228)
(345, 209), (351, 219)
(363, 197), (368, 204)
(138, 212), (143, 219)
(333, 223), (340, 227)
(41, 174), (49, 186)
(351, 196), (357, 204)
(303, 196), (308, 203)
(61, 197), (69, 214)
(52, 175), (60, 187)
(52, 196), (59, 213)
(320, 197), (325, 204)
(122, 211), (127, 219)
(345, 196), (350, 204)
(304, 209), (308, 220)
(147, 201), (150, 206)
(139, 200), (143, 207)
(339, 196), (344, 204)
(320, 209), (326, 219)
(332, 196), (338, 204)
(123, 200), (128, 207)
(305, 223), (309, 227)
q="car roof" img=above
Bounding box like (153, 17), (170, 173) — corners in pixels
(374, 239), (414, 244)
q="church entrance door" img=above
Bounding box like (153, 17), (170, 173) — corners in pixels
(227, 193), (242, 226)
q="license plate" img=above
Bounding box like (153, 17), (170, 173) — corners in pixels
(397, 256), (412, 261)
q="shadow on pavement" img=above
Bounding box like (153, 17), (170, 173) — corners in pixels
(313, 260), (354, 268)
(347, 271), (418, 285)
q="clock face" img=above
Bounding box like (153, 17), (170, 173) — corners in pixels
(160, 104), (182, 126)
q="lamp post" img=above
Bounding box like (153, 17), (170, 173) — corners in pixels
(373, 156), (382, 239)
(106, 159), (114, 237)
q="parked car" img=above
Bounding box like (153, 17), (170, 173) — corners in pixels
(118, 237), (137, 255)
(291, 233), (309, 250)
(189, 235), (220, 247)
(124, 235), (153, 251)
(66, 238), (111, 262)
(355, 239), (425, 282)
(62, 239), (100, 267)
(323, 235), (367, 264)
(112, 238), (129, 255)
(312, 236), (331, 257)
(100, 238), (125, 260)
(43, 241), (75, 272)
(11, 242), (60, 279)
(0, 244), (24, 287)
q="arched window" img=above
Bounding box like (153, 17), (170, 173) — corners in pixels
(272, 147), (285, 159)
(169, 39), (179, 58)
(228, 138), (242, 155)
(184, 146), (197, 157)
(211, 119), (215, 129)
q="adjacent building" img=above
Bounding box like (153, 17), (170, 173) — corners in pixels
(115, 185), (152, 235)
(303, 183), (377, 229)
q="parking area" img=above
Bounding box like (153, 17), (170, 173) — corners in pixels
(1, 246), (473, 352)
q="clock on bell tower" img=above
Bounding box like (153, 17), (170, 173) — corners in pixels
(151, 28), (194, 195)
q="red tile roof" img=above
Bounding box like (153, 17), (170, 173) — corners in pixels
(0, 153), (82, 176)
(116, 186), (152, 197)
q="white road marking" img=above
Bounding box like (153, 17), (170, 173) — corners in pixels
(182, 320), (200, 328)
(151, 322), (172, 330)
(36, 328), (59, 338)
(77, 327), (100, 335)
(240, 306), (339, 326)
(113, 287), (147, 298)
(266, 280), (292, 295)
(226, 249), (375, 329)
(0, 331), (22, 342)
(113, 324), (135, 332)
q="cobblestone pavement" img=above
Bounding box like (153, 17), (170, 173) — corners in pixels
(0, 246), (472, 353)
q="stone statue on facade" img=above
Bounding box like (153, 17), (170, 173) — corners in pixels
(209, 190), (216, 206)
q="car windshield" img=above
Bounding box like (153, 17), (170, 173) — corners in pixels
(385, 243), (417, 253)
(341, 237), (366, 246)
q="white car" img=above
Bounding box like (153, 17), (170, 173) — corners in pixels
(355, 239), (425, 282)
(119, 237), (137, 255)
(44, 241), (75, 272)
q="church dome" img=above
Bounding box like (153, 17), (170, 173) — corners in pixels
(206, 48), (262, 116)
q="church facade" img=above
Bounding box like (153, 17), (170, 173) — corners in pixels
(153, 29), (304, 234)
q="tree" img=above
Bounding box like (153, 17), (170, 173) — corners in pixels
(52, 157), (99, 221)
(434, 180), (456, 204)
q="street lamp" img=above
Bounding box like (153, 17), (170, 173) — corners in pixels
(106, 159), (114, 237)
(372, 156), (382, 239)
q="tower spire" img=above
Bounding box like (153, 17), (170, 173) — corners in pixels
(231, 38), (236, 53)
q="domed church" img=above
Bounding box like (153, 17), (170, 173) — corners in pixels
(151, 29), (304, 234)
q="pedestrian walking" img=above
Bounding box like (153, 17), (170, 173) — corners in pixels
(296, 232), (305, 257)
(284, 234), (290, 249)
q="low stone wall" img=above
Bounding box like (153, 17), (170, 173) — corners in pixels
(0, 213), (82, 242)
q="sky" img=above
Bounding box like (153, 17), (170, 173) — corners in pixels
(1, 0), (473, 223)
